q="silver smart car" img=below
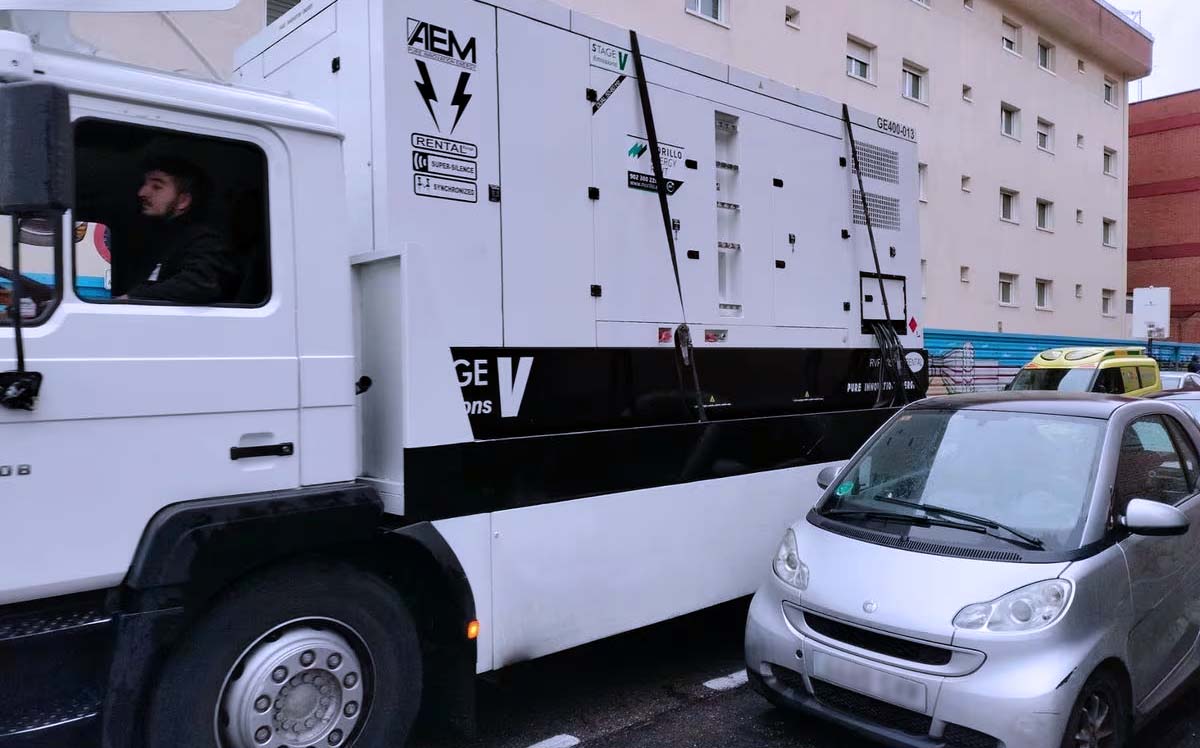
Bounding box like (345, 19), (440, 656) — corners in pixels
(746, 392), (1200, 748)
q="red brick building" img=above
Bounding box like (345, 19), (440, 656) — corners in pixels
(1129, 89), (1200, 341)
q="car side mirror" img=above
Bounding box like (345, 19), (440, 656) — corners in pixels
(1122, 498), (1190, 537)
(816, 464), (846, 490)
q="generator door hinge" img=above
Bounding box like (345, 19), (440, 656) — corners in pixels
(586, 88), (598, 102)
(590, 284), (602, 298)
(489, 184), (501, 202)
(588, 187), (600, 200)
(841, 229), (851, 239)
(331, 57), (341, 73)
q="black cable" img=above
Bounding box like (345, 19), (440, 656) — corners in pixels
(630, 31), (706, 422)
(842, 104), (912, 407)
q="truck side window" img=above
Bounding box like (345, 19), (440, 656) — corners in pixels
(0, 215), (62, 326)
(73, 120), (270, 306)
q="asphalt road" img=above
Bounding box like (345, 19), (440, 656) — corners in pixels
(411, 599), (1200, 748)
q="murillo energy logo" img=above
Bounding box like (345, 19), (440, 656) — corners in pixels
(628, 142), (649, 159)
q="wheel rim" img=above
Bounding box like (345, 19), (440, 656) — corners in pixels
(1073, 689), (1117, 748)
(216, 618), (373, 748)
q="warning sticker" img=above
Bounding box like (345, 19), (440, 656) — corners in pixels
(413, 151), (478, 181)
(415, 174), (478, 203)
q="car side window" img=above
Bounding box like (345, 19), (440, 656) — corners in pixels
(1115, 416), (1193, 511)
(1164, 416), (1200, 493)
(1093, 368), (1124, 394)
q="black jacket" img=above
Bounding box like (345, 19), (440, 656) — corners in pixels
(127, 215), (241, 304)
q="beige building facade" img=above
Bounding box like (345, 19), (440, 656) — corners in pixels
(10, 0), (1152, 337)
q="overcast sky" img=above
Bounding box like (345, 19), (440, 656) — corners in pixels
(1127, 0), (1200, 101)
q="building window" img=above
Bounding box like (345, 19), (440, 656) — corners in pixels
(1001, 103), (1020, 139)
(1038, 39), (1055, 72)
(785, 5), (800, 28)
(961, 265), (970, 283)
(846, 37), (874, 82)
(1077, 133), (1085, 148)
(961, 174), (972, 192)
(1036, 279), (1052, 309)
(1000, 188), (1019, 222)
(1075, 283), (1083, 299)
(1037, 118), (1054, 152)
(962, 84), (973, 101)
(1037, 198), (1054, 230)
(686, 0), (727, 24)
(918, 162), (928, 202)
(1000, 273), (1018, 305)
(1076, 208), (1084, 224)
(1002, 19), (1021, 55)
(1103, 147), (1117, 176)
(1126, 292), (1135, 315)
(1103, 218), (1117, 247)
(963, 0), (974, 8)
(1078, 59), (1086, 73)
(1102, 288), (1115, 316)
(1104, 77), (1117, 106)
(902, 61), (928, 103)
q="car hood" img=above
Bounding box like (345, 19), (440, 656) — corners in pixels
(793, 516), (1071, 644)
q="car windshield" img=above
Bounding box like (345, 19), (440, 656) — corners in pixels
(1007, 367), (1094, 392)
(817, 409), (1106, 553)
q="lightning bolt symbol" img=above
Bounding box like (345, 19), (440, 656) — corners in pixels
(414, 60), (440, 131)
(450, 71), (472, 133)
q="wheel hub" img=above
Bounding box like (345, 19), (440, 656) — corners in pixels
(218, 623), (367, 748)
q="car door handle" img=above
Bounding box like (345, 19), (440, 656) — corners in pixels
(230, 442), (295, 461)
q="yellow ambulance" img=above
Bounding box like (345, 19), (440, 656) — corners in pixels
(1006, 347), (1161, 397)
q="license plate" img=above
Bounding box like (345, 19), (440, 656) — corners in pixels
(810, 650), (927, 713)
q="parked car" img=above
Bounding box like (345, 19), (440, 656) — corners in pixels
(746, 391), (1200, 748)
(1006, 347), (1160, 397)
(1158, 371), (1200, 391)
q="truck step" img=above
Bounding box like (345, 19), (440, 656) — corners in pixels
(0, 691), (100, 740)
(0, 607), (110, 643)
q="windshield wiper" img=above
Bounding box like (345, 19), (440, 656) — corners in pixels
(873, 496), (1045, 549)
(820, 508), (986, 534)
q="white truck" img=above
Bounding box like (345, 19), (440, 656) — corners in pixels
(0, 1), (926, 746)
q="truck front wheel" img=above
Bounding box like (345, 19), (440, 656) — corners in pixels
(145, 560), (422, 748)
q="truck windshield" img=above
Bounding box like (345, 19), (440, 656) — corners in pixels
(817, 409), (1105, 553)
(1007, 367), (1094, 392)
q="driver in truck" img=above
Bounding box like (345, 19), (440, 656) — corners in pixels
(119, 156), (241, 305)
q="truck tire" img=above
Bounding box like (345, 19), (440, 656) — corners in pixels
(145, 560), (422, 748)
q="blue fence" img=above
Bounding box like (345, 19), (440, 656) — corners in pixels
(923, 328), (1200, 395)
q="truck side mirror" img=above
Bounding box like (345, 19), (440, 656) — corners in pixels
(0, 82), (74, 213)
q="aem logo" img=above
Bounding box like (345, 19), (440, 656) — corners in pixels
(407, 18), (478, 70)
(0, 464), (31, 477)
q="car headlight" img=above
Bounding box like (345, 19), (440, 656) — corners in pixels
(773, 529), (809, 591)
(952, 579), (1072, 632)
